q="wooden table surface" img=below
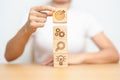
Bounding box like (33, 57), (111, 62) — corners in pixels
(0, 64), (120, 80)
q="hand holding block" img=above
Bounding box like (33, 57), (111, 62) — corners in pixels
(53, 8), (67, 23)
(54, 53), (68, 67)
(53, 26), (67, 40)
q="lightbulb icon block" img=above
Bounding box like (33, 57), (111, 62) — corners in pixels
(54, 53), (68, 67)
(53, 8), (67, 23)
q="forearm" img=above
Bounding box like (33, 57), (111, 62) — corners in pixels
(5, 22), (34, 61)
(69, 48), (119, 65)
(82, 48), (119, 64)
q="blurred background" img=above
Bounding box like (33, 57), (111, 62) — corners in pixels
(0, 0), (120, 63)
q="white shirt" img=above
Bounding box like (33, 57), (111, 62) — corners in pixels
(33, 8), (103, 63)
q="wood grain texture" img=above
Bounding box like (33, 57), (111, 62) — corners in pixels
(0, 64), (120, 80)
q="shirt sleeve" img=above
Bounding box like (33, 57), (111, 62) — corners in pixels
(86, 15), (104, 38)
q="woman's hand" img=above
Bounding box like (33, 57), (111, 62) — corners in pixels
(26, 6), (55, 33)
(68, 54), (85, 65)
(5, 6), (55, 62)
(41, 54), (53, 66)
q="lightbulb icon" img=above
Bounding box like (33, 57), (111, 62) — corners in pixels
(56, 55), (66, 65)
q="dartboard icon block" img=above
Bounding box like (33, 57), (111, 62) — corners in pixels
(53, 8), (67, 23)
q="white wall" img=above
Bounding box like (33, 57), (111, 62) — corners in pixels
(0, 0), (120, 63)
(72, 0), (120, 52)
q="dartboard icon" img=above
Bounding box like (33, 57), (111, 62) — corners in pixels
(55, 10), (65, 20)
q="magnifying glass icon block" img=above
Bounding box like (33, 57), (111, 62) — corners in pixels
(53, 40), (67, 53)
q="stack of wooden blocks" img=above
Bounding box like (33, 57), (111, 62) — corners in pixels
(53, 8), (68, 67)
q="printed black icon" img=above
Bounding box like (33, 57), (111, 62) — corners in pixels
(56, 55), (66, 65)
(55, 28), (65, 38)
(55, 10), (65, 20)
(55, 41), (65, 52)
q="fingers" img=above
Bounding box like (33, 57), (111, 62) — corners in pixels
(41, 61), (53, 66)
(32, 6), (55, 12)
(30, 16), (46, 23)
(30, 21), (45, 28)
(47, 61), (53, 66)
(44, 57), (53, 65)
(42, 54), (53, 66)
(30, 10), (47, 18)
(40, 11), (53, 16)
(27, 6), (55, 29)
(31, 6), (55, 16)
(46, 11), (53, 16)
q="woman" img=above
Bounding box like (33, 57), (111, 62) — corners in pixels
(5, 0), (119, 66)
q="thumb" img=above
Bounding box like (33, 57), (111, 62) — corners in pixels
(40, 10), (55, 16)
(47, 11), (54, 16)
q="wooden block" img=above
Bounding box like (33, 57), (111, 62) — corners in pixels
(53, 26), (67, 40)
(53, 39), (68, 54)
(53, 8), (67, 23)
(54, 53), (68, 67)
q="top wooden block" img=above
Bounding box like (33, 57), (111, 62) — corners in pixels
(53, 8), (67, 23)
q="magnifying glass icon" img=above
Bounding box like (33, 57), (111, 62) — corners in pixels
(55, 41), (65, 52)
